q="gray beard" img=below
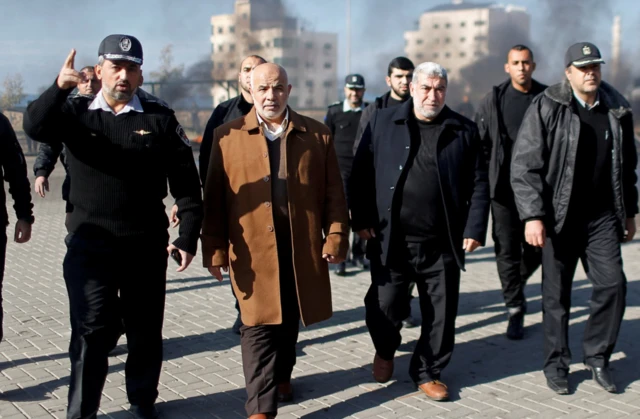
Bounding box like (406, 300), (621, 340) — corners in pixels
(104, 85), (136, 102)
(417, 104), (443, 120)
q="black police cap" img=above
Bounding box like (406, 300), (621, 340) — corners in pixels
(98, 34), (143, 65)
(564, 42), (605, 68)
(345, 74), (365, 89)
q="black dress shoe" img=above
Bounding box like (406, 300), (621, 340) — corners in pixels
(334, 262), (347, 276)
(546, 376), (569, 394)
(402, 315), (420, 328)
(130, 404), (159, 419)
(506, 311), (524, 340)
(232, 314), (243, 335)
(588, 365), (617, 393)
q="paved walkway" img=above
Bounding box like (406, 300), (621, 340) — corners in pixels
(1, 157), (639, 418)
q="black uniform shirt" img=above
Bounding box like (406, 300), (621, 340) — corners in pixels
(23, 83), (203, 254)
(324, 100), (367, 182)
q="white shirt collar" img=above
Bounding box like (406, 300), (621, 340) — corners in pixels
(573, 91), (600, 110)
(343, 100), (363, 113)
(88, 89), (144, 115)
(256, 108), (289, 141)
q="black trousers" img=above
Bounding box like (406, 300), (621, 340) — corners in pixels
(542, 211), (627, 378)
(0, 228), (6, 342)
(63, 233), (168, 419)
(491, 191), (541, 309)
(351, 232), (366, 261)
(365, 240), (460, 384)
(240, 231), (300, 417)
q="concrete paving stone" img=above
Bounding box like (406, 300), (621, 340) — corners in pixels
(600, 398), (640, 414)
(211, 366), (245, 379)
(493, 407), (537, 419)
(554, 412), (600, 419)
(0, 405), (25, 416)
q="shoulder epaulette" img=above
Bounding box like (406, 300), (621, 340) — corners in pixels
(328, 101), (342, 108)
(137, 89), (171, 109)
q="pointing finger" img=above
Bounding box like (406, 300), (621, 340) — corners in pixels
(64, 49), (76, 69)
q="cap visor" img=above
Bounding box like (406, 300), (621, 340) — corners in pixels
(345, 84), (364, 89)
(572, 58), (605, 68)
(102, 53), (142, 65)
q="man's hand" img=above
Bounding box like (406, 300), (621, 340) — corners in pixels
(35, 176), (49, 198)
(525, 219), (546, 248)
(323, 253), (345, 264)
(169, 204), (180, 228)
(624, 217), (636, 243)
(14, 219), (32, 243)
(166, 244), (194, 272)
(463, 238), (481, 253)
(357, 228), (376, 240)
(208, 266), (228, 282)
(57, 49), (84, 90)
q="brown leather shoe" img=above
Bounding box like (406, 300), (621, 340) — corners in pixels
(372, 353), (394, 383)
(248, 414), (274, 419)
(277, 382), (293, 402)
(418, 380), (449, 401)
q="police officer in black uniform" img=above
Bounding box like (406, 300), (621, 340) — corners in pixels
(24, 34), (203, 419)
(325, 74), (368, 275)
(0, 112), (34, 345)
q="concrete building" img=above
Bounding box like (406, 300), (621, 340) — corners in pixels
(210, 0), (338, 108)
(404, 1), (530, 84)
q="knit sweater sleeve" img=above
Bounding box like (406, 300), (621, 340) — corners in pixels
(23, 81), (74, 144)
(165, 116), (204, 255)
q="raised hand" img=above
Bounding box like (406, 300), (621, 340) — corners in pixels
(57, 49), (84, 90)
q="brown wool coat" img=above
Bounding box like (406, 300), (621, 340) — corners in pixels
(201, 107), (349, 327)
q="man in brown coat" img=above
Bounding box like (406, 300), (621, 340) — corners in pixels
(201, 63), (349, 419)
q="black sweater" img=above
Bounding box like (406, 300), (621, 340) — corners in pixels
(573, 100), (614, 215)
(399, 113), (445, 241)
(23, 83), (203, 254)
(0, 112), (34, 226)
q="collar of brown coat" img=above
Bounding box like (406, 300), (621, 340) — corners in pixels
(241, 106), (308, 133)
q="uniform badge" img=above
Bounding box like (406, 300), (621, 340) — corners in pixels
(120, 37), (132, 52)
(176, 124), (190, 147)
(582, 45), (591, 55)
(133, 129), (151, 135)
(352, 76), (358, 82)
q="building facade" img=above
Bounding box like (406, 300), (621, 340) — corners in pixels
(210, 0), (338, 108)
(404, 1), (530, 84)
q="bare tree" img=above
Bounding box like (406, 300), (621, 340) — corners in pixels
(0, 74), (26, 110)
(149, 44), (187, 106)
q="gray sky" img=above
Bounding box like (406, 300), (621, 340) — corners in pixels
(1, 0), (638, 94)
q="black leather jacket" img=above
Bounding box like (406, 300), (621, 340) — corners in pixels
(511, 80), (638, 236)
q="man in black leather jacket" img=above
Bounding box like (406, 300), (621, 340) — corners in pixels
(511, 42), (637, 395)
